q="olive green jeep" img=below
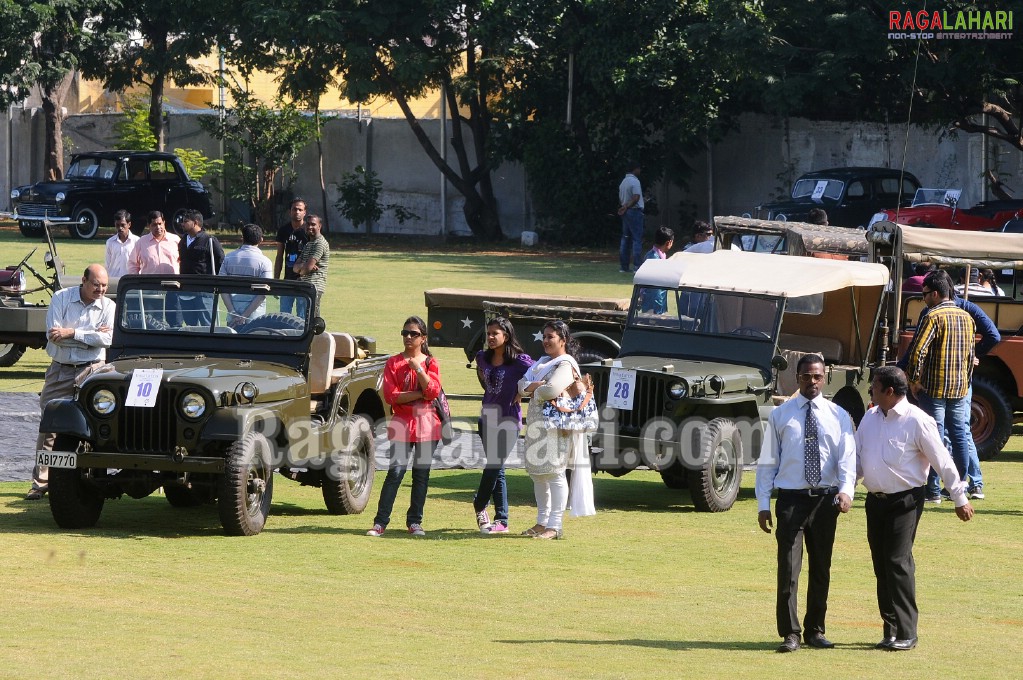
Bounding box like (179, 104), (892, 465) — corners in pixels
(586, 249), (889, 512)
(38, 274), (388, 535)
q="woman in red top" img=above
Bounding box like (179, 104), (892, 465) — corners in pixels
(367, 316), (442, 537)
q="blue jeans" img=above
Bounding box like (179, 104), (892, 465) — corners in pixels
(916, 392), (970, 495)
(372, 440), (435, 528)
(964, 386), (983, 490)
(280, 294), (308, 318)
(474, 418), (518, 525)
(619, 207), (644, 271)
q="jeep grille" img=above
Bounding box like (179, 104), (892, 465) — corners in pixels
(15, 203), (62, 218)
(591, 371), (666, 434)
(116, 385), (179, 453)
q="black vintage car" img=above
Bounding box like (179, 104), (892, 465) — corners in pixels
(752, 167), (921, 229)
(9, 151), (215, 240)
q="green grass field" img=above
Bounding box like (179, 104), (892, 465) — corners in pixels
(2, 227), (1022, 678)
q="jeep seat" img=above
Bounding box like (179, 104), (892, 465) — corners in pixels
(308, 332), (336, 396)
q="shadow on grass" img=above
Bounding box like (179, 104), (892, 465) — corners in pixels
(496, 638), (774, 652)
(1, 495), (226, 537)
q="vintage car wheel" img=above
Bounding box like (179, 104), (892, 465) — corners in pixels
(237, 313), (305, 335)
(0, 343), (27, 367)
(688, 417), (743, 512)
(69, 205), (101, 240)
(17, 221), (45, 238)
(322, 415), (376, 515)
(658, 461), (687, 490)
(170, 208), (188, 236)
(218, 432), (274, 536)
(163, 483), (205, 508)
(971, 375), (1013, 461)
(48, 437), (105, 529)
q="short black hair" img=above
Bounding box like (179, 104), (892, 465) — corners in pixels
(806, 208), (828, 225)
(654, 226), (675, 247)
(240, 223), (263, 245)
(113, 209), (131, 223)
(796, 353), (825, 374)
(147, 210), (164, 224)
(182, 209), (204, 228)
(873, 365), (908, 396)
(923, 270), (951, 299)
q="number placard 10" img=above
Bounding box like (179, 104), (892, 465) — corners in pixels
(126, 368), (164, 407)
(606, 368), (637, 410)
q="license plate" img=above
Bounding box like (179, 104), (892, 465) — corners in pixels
(36, 451), (77, 469)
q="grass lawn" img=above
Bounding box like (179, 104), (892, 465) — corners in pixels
(2, 226), (1022, 678)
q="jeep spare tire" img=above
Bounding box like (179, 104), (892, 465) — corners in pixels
(237, 313), (305, 335)
(323, 415), (376, 514)
(688, 417), (743, 512)
(218, 432), (274, 536)
(971, 375), (1012, 461)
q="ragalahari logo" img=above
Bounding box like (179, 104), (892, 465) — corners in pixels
(888, 8), (1014, 39)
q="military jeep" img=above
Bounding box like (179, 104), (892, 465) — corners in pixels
(38, 275), (388, 536)
(586, 250), (889, 512)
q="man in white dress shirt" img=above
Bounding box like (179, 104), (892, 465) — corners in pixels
(756, 354), (856, 653)
(26, 264), (115, 499)
(856, 366), (973, 651)
(103, 210), (139, 279)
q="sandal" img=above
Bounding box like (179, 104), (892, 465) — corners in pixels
(521, 524), (545, 537)
(534, 528), (563, 540)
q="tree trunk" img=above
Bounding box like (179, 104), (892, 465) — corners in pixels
(149, 72), (166, 151)
(41, 73), (74, 181)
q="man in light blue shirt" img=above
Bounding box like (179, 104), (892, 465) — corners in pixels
(219, 223), (273, 327)
(755, 354), (856, 653)
(617, 161), (645, 273)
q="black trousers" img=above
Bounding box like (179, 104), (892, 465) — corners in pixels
(865, 486), (926, 640)
(774, 492), (840, 638)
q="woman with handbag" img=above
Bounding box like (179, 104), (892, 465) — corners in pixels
(473, 317), (534, 534)
(518, 320), (596, 540)
(367, 316), (442, 537)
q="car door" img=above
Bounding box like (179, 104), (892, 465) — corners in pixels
(836, 179), (874, 227)
(112, 158), (156, 228)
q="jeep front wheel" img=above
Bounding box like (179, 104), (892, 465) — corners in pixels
(48, 437), (105, 528)
(323, 415), (376, 514)
(971, 375), (1013, 461)
(0, 343), (27, 367)
(218, 432), (274, 536)
(688, 417), (743, 512)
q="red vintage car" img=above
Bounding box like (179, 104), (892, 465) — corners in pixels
(868, 188), (1023, 231)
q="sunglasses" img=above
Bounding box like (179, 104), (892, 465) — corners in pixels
(797, 373), (825, 383)
(400, 330), (423, 338)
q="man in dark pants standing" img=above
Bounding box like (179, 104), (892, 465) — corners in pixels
(856, 366), (973, 651)
(756, 354), (856, 653)
(178, 209), (225, 326)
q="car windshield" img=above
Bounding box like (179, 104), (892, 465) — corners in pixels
(737, 234), (787, 253)
(67, 157), (119, 180)
(630, 288), (780, 339)
(791, 178), (844, 201)
(118, 287), (309, 336)
(911, 188), (960, 207)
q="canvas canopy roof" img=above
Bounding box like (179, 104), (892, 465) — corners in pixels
(424, 288), (630, 311)
(870, 221), (1023, 268)
(713, 216), (869, 256)
(634, 249), (890, 297)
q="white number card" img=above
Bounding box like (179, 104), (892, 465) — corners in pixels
(125, 368), (164, 407)
(810, 180), (828, 202)
(606, 368), (637, 410)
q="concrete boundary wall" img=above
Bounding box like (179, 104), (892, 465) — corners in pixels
(3, 108), (1021, 239)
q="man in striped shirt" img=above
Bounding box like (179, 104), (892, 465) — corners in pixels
(904, 270), (975, 504)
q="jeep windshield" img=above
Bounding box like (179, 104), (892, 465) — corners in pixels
(630, 288), (781, 339)
(66, 157), (119, 181)
(791, 178), (844, 201)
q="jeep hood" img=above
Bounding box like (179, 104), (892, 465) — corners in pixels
(595, 356), (765, 382)
(95, 357), (308, 400)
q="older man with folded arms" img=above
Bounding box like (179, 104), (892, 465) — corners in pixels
(856, 366), (973, 652)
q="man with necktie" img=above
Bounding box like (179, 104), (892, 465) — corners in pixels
(756, 354), (856, 653)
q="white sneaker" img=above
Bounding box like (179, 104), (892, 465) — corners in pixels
(408, 523), (426, 537)
(366, 524), (385, 537)
(475, 508), (492, 530)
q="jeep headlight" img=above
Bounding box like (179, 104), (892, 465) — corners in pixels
(55, 191), (66, 203)
(180, 392), (207, 419)
(91, 389), (117, 415)
(667, 380), (689, 400)
(10, 189), (19, 200)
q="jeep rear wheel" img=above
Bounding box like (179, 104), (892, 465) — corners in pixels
(70, 205), (101, 240)
(688, 417), (743, 512)
(0, 343), (27, 367)
(323, 415), (376, 514)
(971, 375), (1012, 461)
(218, 432), (274, 536)
(48, 436), (105, 529)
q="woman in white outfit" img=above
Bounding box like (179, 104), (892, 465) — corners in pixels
(518, 320), (592, 539)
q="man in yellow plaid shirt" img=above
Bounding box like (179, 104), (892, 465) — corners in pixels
(904, 270), (975, 503)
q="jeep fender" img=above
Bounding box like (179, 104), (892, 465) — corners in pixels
(202, 406), (287, 442)
(40, 399), (93, 440)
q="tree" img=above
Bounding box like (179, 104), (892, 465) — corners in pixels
(228, 0), (528, 240)
(0, 0), (110, 180)
(79, 0), (222, 150)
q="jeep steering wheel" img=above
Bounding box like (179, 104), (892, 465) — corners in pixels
(730, 326), (771, 339)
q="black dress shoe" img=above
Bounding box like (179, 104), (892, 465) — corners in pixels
(887, 638), (918, 651)
(875, 636), (897, 650)
(803, 633), (835, 649)
(776, 633), (800, 653)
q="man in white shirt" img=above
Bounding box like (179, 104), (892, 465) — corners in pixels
(104, 210), (139, 279)
(855, 366), (973, 652)
(27, 264), (115, 500)
(756, 354), (856, 653)
(220, 223), (273, 326)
